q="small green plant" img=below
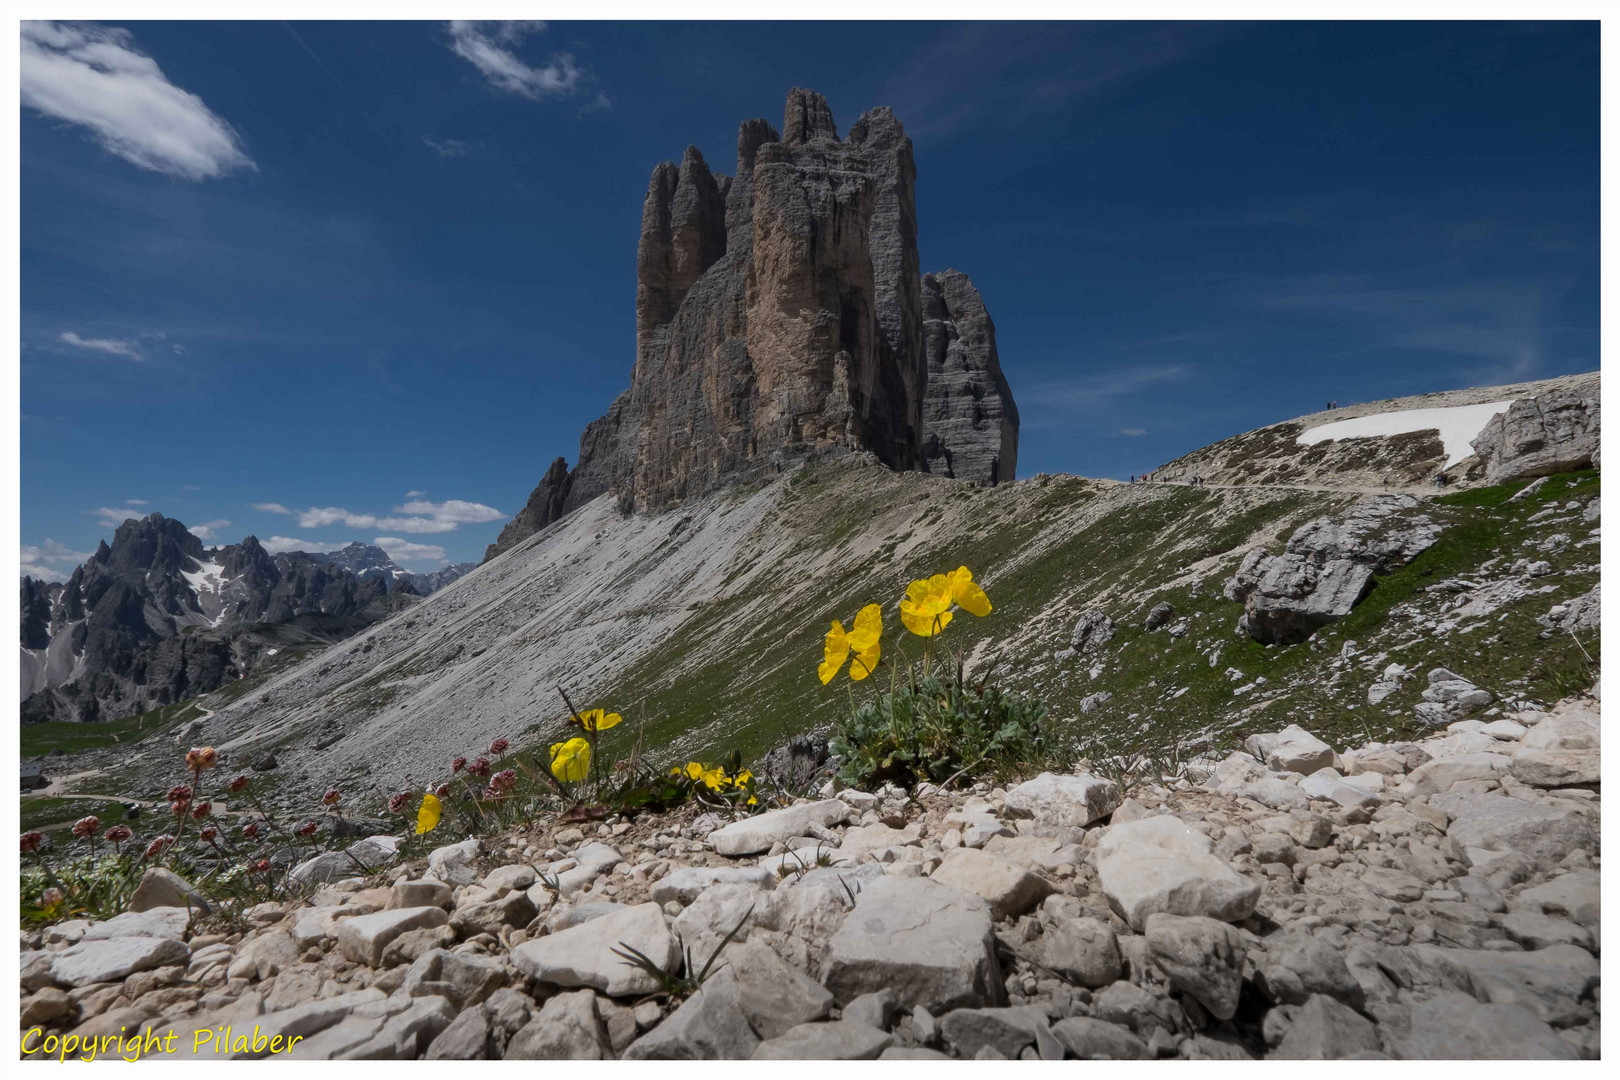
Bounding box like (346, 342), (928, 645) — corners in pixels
(829, 675), (1052, 790)
(612, 903), (754, 1000)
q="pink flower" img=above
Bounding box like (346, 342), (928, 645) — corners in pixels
(72, 815), (100, 839)
(229, 774), (250, 793)
(167, 784), (193, 804)
(191, 801), (213, 820)
(241, 821), (260, 840)
(296, 820), (318, 838)
(434, 783), (450, 799)
(170, 801), (189, 818)
(104, 824), (133, 845)
(491, 768), (517, 793)
(489, 738), (509, 756)
(252, 859), (271, 874)
(200, 826), (218, 842)
(469, 757), (491, 779)
(388, 791), (410, 814)
(451, 756), (467, 774)
(145, 835), (174, 858)
(322, 789), (341, 807)
(21, 831), (44, 854)
(185, 746), (219, 772)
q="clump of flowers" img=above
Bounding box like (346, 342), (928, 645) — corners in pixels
(899, 566), (992, 638)
(672, 751), (758, 807)
(489, 737), (509, 755)
(71, 816), (100, 840)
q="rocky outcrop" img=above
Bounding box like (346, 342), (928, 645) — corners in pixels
(1225, 496), (1442, 645)
(920, 270), (1019, 485)
(1472, 380), (1601, 483)
(488, 89), (1018, 562)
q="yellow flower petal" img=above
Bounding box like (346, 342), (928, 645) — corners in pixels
(415, 793), (441, 835)
(549, 737), (592, 782)
(849, 640), (881, 680)
(595, 711), (622, 730)
(848, 604), (883, 651)
(819, 619), (850, 684)
(949, 566), (992, 617)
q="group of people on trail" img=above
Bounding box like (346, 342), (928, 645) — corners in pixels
(1326, 399), (1340, 410)
(1127, 474), (1207, 487)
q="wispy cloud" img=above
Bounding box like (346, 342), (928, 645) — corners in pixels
(405, 490), (426, 497)
(189, 519), (231, 541)
(446, 21), (585, 100)
(374, 536), (449, 568)
(60, 330), (143, 360)
(252, 502), (292, 514)
(423, 136), (473, 158)
(125, 498), (148, 506)
(292, 498), (503, 535)
(1024, 364), (1189, 408)
(21, 21), (255, 180)
(21, 539), (93, 582)
(90, 506), (140, 527)
(260, 535), (326, 554)
(1121, 428), (1148, 437)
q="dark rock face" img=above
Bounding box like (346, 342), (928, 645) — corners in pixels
(920, 270), (1020, 485)
(1472, 383), (1601, 483)
(19, 513), (411, 724)
(487, 88), (1019, 562)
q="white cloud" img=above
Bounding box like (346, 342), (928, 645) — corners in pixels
(91, 506), (139, 527)
(252, 502), (292, 514)
(21, 539), (93, 582)
(125, 498), (149, 505)
(293, 498), (503, 535)
(374, 536), (449, 569)
(405, 490), (426, 497)
(422, 136), (470, 158)
(189, 519), (231, 541)
(260, 536), (326, 555)
(1121, 428), (1147, 437)
(60, 331), (143, 360)
(446, 21), (582, 99)
(396, 499), (505, 525)
(21, 21), (255, 181)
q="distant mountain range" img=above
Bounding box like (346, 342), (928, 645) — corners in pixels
(18, 516), (476, 725)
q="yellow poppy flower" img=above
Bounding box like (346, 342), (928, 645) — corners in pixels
(577, 708), (622, 731)
(900, 566), (992, 636)
(549, 737), (592, 782)
(683, 762), (706, 782)
(818, 603), (882, 683)
(415, 793), (441, 835)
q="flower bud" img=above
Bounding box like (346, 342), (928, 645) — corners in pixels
(452, 756), (467, 773)
(229, 774), (250, 793)
(322, 789), (341, 807)
(489, 738), (509, 755)
(191, 801), (213, 820)
(241, 821), (260, 839)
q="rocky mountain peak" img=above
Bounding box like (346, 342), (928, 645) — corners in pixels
(486, 88), (1021, 562)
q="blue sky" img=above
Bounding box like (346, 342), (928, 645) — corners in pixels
(20, 20), (1599, 577)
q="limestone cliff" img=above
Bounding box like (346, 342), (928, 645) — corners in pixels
(486, 89), (1019, 562)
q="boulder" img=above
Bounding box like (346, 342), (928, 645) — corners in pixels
(727, 941), (833, 1038)
(938, 1006), (1047, 1058)
(1396, 992), (1578, 1059)
(506, 989), (610, 1059)
(1049, 1017), (1151, 1060)
(1001, 772), (1121, 828)
(707, 801), (853, 856)
(426, 839), (481, 886)
(1070, 610), (1115, 654)
(752, 1020), (893, 1060)
(50, 936), (190, 988)
(929, 848), (1051, 919)
(510, 902), (677, 998)
(622, 965), (759, 1059)
(1270, 994), (1381, 1059)
(650, 866), (777, 906)
(129, 868), (210, 914)
(820, 877), (1003, 1012)
(336, 906), (449, 968)
(1096, 815), (1260, 930)
(81, 906), (190, 941)
(1244, 725), (1336, 775)
(1429, 792), (1597, 868)
(288, 836), (401, 888)
(1471, 382), (1600, 483)
(1143, 913), (1247, 1020)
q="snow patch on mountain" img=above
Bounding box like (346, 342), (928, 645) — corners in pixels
(1297, 399), (1515, 468)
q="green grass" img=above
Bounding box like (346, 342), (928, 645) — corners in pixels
(19, 796), (133, 834)
(20, 699), (204, 757)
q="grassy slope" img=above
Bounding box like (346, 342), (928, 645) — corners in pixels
(20, 463), (1597, 807)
